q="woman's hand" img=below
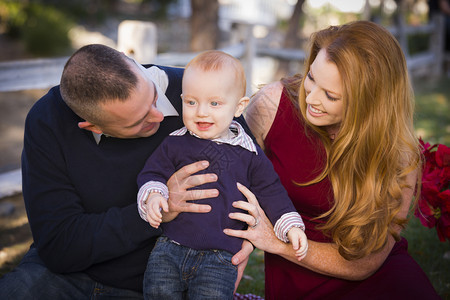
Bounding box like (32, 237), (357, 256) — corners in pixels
(224, 183), (287, 255)
(224, 182), (386, 281)
(166, 161), (219, 215)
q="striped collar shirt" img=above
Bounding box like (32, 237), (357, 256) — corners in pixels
(170, 120), (258, 155)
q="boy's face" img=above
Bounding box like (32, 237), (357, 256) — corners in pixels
(181, 66), (248, 140)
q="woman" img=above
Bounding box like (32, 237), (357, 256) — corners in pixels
(225, 21), (440, 299)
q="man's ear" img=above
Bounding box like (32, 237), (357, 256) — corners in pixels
(234, 96), (250, 118)
(78, 121), (103, 134)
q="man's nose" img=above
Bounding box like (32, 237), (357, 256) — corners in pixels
(148, 105), (164, 122)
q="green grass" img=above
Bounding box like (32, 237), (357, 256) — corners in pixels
(403, 217), (450, 298)
(414, 76), (450, 145)
(237, 75), (450, 299)
(407, 75), (450, 299)
(236, 249), (265, 296)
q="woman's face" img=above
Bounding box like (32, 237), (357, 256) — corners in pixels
(304, 48), (344, 136)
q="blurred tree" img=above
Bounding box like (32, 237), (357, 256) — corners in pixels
(26, 0), (119, 23)
(141, 0), (178, 19)
(394, 0), (409, 55)
(0, 1), (73, 56)
(283, 0), (306, 51)
(276, 0), (306, 78)
(189, 0), (219, 51)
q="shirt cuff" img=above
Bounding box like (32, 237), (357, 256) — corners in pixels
(273, 212), (305, 243)
(137, 181), (169, 222)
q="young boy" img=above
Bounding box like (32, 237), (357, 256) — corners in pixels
(137, 50), (307, 299)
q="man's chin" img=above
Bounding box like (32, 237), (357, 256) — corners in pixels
(139, 123), (160, 138)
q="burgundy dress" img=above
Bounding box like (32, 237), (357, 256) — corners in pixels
(263, 89), (440, 299)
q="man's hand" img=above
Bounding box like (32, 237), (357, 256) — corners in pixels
(233, 240), (253, 293)
(166, 161), (219, 214)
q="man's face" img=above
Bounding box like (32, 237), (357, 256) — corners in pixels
(94, 58), (164, 139)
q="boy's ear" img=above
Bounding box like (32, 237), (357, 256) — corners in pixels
(234, 96), (250, 117)
(78, 121), (103, 134)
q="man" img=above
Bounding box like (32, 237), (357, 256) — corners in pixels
(0, 44), (252, 298)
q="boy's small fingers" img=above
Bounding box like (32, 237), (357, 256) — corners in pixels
(150, 220), (160, 228)
(161, 201), (169, 213)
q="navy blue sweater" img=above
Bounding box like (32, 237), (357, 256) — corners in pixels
(138, 133), (298, 254)
(21, 65), (187, 292)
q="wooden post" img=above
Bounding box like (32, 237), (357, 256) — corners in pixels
(229, 22), (255, 96)
(394, 0), (409, 58)
(430, 13), (445, 77)
(243, 23), (255, 97)
(118, 20), (157, 64)
(362, 0), (371, 21)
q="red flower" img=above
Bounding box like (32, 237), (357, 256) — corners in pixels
(436, 144), (450, 167)
(415, 139), (450, 242)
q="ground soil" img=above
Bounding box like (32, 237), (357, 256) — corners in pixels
(0, 194), (31, 276)
(0, 89), (47, 173)
(0, 87), (39, 275)
(0, 37), (45, 276)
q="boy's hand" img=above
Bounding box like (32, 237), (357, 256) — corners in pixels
(287, 227), (308, 261)
(146, 193), (169, 228)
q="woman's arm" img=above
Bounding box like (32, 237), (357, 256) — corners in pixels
(227, 170), (416, 280)
(283, 169), (416, 279)
(233, 83), (418, 279)
(245, 81), (283, 150)
(225, 185), (387, 280)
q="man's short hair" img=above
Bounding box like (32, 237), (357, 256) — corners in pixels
(60, 44), (138, 124)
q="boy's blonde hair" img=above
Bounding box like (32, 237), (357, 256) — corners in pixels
(185, 50), (247, 97)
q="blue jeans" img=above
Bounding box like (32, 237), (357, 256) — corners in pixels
(143, 236), (237, 300)
(0, 247), (143, 299)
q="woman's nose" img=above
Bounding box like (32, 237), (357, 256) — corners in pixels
(305, 86), (321, 104)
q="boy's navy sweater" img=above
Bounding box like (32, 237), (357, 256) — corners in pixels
(21, 65), (192, 292)
(138, 133), (298, 255)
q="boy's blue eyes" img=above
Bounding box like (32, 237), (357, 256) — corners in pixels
(185, 100), (220, 106)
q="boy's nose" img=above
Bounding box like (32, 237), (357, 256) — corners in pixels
(197, 104), (209, 116)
